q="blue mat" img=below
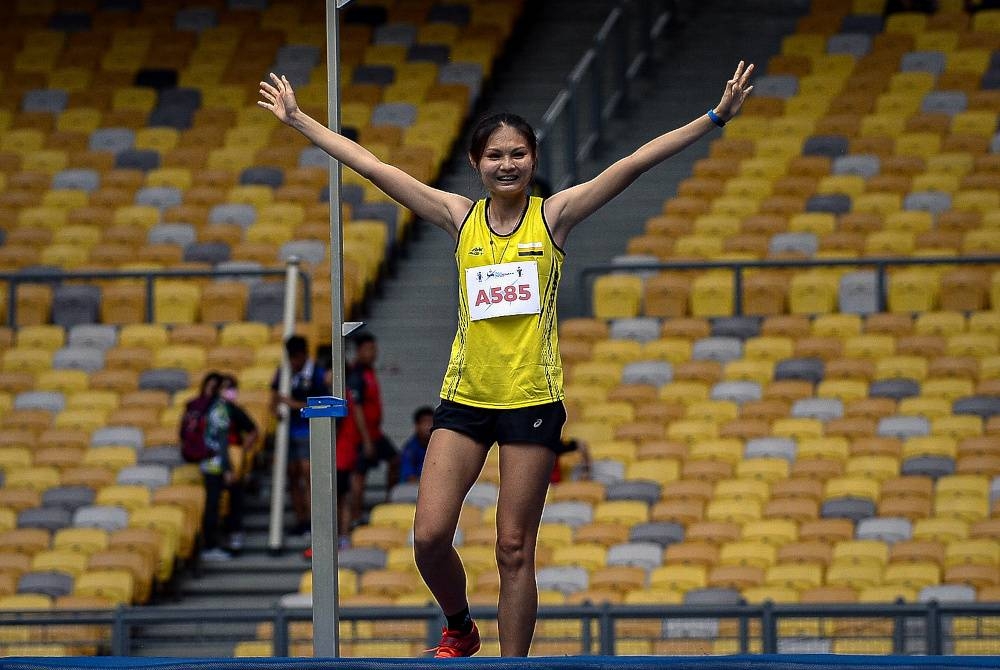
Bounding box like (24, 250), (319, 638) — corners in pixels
(2, 656), (1000, 670)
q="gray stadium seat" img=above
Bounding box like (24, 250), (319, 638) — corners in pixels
(710, 316), (761, 340)
(953, 396), (1000, 419)
(839, 271), (878, 315)
(72, 505), (129, 532)
(407, 44), (450, 64)
(465, 482), (498, 508)
(438, 62), (483, 100)
(91, 426), (144, 450)
(856, 516), (912, 543)
(792, 397), (843, 421)
(629, 522), (684, 547)
(840, 14), (883, 33)
(22, 89), (68, 114)
(51, 285), (102, 328)
(18, 506), (72, 532)
(183, 241), (231, 265)
(18, 571), (74, 598)
(901, 455), (954, 478)
(370, 102), (418, 127)
(919, 584), (975, 603)
(769, 232), (818, 257)
(832, 155), (880, 178)
(752, 75), (798, 99)
(605, 542), (663, 570)
(41, 486), (96, 511)
(901, 51), (946, 74)
(52, 168), (100, 192)
(115, 149), (160, 171)
(921, 91), (967, 116)
(279, 241), (326, 266)
(137, 446), (183, 468)
(215, 261), (263, 285)
(610, 317), (661, 343)
(535, 566), (588, 595)
(247, 282), (287, 324)
(826, 33), (871, 57)
(691, 337), (743, 363)
(683, 587), (742, 606)
(621, 361), (672, 387)
(299, 146), (330, 168)
(174, 6), (216, 31)
(744, 437), (796, 462)
(606, 481), (661, 505)
(239, 167), (284, 188)
(352, 65), (396, 86)
(338, 547), (386, 573)
(821, 497), (876, 521)
(904, 192), (952, 214)
(139, 368), (190, 395)
(803, 135), (849, 159)
(148, 223), (197, 248)
(68, 325), (118, 351)
(116, 465), (170, 489)
(275, 45), (322, 70)
(209, 204), (256, 229)
(878, 415), (930, 439)
(870, 379), (921, 401)
(135, 186), (183, 211)
(774, 358), (824, 384)
(52, 347), (104, 373)
(540, 501), (593, 528)
(711, 381), (762, 404)
(89, 128), (135, 154)
(14, 391), (66, 413)
(589, 459), (625, 486)
(806, 193), (852, 214)
(373, 22), (416, 46)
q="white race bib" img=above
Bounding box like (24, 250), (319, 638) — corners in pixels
(465, 261), (541, 321)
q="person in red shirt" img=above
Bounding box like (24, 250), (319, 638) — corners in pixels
(346, 332), (400, 529)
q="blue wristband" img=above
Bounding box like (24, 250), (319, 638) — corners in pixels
(707, 109), (725, 127)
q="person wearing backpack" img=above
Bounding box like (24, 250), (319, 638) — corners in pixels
(187, 371), (258, 562)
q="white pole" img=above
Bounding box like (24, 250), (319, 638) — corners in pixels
(311, 0), (350, 658)
(268, 258), (301, 554)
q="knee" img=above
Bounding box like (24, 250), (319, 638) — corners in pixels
(412, 523), (452, 565)
(495, 531), (531, 573)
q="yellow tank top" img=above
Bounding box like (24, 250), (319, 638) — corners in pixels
(440, 196), (565, 408)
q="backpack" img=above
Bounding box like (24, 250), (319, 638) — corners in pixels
(179, 397), (213, 463)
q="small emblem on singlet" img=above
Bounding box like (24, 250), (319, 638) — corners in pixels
(469, 246), (484, 256)
(533, 419), (543, 428)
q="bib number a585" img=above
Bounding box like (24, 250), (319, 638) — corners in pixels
(466, 261), (541, 321)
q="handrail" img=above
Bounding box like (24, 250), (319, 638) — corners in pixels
(3, 600), (1000, 656)
(579, 255), (1000, 317)
(537, 0), (674, 191)
(0, 262), (312, 327)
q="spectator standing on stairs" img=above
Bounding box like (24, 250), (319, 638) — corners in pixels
(259, 59), (754, 657)
(346, 332), (400, 528)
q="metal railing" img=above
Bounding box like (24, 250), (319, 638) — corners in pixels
(3, 601), (1000, 657)
(536, 0), (675, 192)
(0, 263), (312, 327)
(580, 255), (1000, 317)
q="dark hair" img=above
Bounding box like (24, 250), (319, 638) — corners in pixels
(221, 373), (238, 389)
(353, 332), (376, 347)
(199, 371), (223, 395)
(285, 335), (308, 357)
(468, 112), (537, 166)
(413, 406), (434, 423)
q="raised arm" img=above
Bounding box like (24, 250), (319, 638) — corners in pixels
(258, 73), (471, 238)
(544, 61), (755, 245)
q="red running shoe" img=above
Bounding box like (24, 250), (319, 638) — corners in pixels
(427, 622), (481, 658)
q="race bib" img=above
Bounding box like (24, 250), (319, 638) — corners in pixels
(466, 261), (541, 321)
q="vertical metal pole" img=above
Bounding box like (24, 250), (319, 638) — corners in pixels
(314, 0), (349, 658)
(268, 259), (301, 553)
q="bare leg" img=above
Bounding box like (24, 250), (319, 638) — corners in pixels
(348, 470), (366, 527)
(495, 443), (556, 656)
(413, 429), (489, 617)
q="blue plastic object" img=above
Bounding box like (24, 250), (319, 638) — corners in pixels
(301, 396), (348, 419)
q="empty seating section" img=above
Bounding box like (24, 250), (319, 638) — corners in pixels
(498, 0), (1000, 659)
(0, 0), (520, 658)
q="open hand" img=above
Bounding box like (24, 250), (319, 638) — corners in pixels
(258, 72), (300, 125)
(713, 60), (755, 123)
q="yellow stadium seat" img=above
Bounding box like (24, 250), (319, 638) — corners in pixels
(690, 272), (733, 317)
(789, 271), (838, 314)
(888, 269), (938, 313)
(592, 274), (642, 320)
(913, 516), (969, 543)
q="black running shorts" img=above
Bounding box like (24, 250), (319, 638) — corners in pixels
(431, 399), (567, 452)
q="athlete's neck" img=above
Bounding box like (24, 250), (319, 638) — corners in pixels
(487, 194), (527, 234)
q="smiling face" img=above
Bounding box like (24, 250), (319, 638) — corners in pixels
(473, 125), (536, 196)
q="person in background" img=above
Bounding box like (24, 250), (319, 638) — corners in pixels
(199, 374), (258, 562)
(217, 374), (258, 555)
(399, 405), (435, 483)
(346, 332), (400, 528)
(271, 335), (331, 538)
